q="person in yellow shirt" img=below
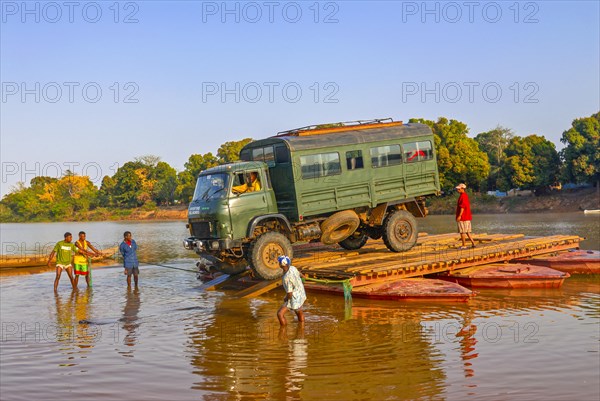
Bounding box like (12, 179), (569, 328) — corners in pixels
(73, 231), (101, 288)
(232, 171), (261, 194)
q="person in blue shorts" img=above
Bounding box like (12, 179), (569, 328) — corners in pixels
(119, 231), (139, 287)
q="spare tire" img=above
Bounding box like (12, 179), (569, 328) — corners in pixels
(320, 210), (360, 245)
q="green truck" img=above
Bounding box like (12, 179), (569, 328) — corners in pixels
(183, 119), (440, 279)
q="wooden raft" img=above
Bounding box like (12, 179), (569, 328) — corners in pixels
(292, 233), (582, 286)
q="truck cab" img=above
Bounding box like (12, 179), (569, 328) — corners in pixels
(184, 162), (279, 271)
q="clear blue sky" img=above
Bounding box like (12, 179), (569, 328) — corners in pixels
(1, 0), (599, 196)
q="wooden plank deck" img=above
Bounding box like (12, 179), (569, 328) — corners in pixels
(236, 279), (282, 298)
(293, 233), (582, 286)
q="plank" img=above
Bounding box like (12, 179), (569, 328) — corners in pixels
(200, 271), (250, 291)
(299, 234), (582, 282)
(236, 279), (282, 298)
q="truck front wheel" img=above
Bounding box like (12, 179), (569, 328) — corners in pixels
(249, 232), (293, 280)
(382, 210), (418, 252)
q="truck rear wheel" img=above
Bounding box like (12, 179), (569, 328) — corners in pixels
(320, 210), (360, 245)
(382, 210), (418, 252)
(249, 232), (293, 280)
(339, 232), (368, 250)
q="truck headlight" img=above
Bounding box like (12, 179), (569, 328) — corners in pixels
(183, 238), (197, 250)
(210, 241), (220, 250)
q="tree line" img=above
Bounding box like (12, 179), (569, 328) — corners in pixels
(1, 112), (598, 221)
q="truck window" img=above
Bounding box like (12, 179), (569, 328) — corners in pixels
(275, 145), (290, 163)
(252, 148), (264, 161)
(193, 173), (229, 201)
(240, 149), (251, 161)
(249, 146), (275, 164)
(300, 152), (341, 179)
(346, 150), (364, 170)
(232, 171), (262, 194)
(404, 141), (433, 162)
(263, 146), (275, 163)
(370, 145), (402, 168)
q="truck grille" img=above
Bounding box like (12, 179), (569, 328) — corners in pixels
(191, 221), (212, 238)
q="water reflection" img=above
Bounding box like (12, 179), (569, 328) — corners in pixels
(34, 270), (600, 399)
(278, 324), (308, 396)
(120, 288), (141, 354)
(0, 259), (597, 400)
(53, 288), (97, 367)
(54, 290), (76, 344)
(184, 295), (449, 400)
(455, 318), (478, 379)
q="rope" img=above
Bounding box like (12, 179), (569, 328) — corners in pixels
(139, 262), (199, 273)
(304, 277), (353, 302)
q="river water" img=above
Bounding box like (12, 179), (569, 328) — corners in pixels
(1, 213), (599, 400)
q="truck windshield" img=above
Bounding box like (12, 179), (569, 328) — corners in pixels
(193, 173), (230, 201)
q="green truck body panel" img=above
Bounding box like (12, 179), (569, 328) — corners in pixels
(239, 122), (440, 223)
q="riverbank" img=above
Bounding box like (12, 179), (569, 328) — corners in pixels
(85, 206), (189, 221)
(0, 205), (189, 223)
(1, 189), (598, 223)
(427, 187), (600, 215)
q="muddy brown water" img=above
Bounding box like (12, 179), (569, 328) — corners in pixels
(1, 213), (599, 400)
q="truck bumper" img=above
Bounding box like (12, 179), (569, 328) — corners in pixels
(183, 237), (241, 252)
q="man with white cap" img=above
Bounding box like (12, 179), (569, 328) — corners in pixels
(455, 183), (476, 249)
(277, 255), (306, 325)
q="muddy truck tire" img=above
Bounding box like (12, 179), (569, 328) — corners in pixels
(249, 232), (293, 280)
(382, 210), (418, 252)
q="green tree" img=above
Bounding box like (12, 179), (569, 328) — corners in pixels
(98, 175), (116, 207)
(409, 117), (490, 191)
(475, 126), (514, 166)
(111, 161), (146, 207)
(526, 135), (561, 191)
(497, 135), (560, 192)
(475, 126), (514, 190)
(1, 182), (45, 220)
(151, 161), (178, 205)
(55, 171), (98, 212)
(1, 173), (99, 221)
(560, 112), (600, 187)
(217, 138), (253, 163)
(497, 137), (534, 190)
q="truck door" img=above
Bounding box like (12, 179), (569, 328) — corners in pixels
(228, 169), (271, 238)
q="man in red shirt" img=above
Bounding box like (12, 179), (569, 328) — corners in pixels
(455, 183), (476, 249)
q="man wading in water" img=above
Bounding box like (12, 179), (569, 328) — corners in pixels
(47, 232), (92, 291)
(277, 255), (306, 326)
(119, 231), (139, 288)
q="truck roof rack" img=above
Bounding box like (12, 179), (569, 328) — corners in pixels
(276, 118), (403, 137)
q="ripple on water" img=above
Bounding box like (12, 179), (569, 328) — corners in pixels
(1, 257), (599, 400)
